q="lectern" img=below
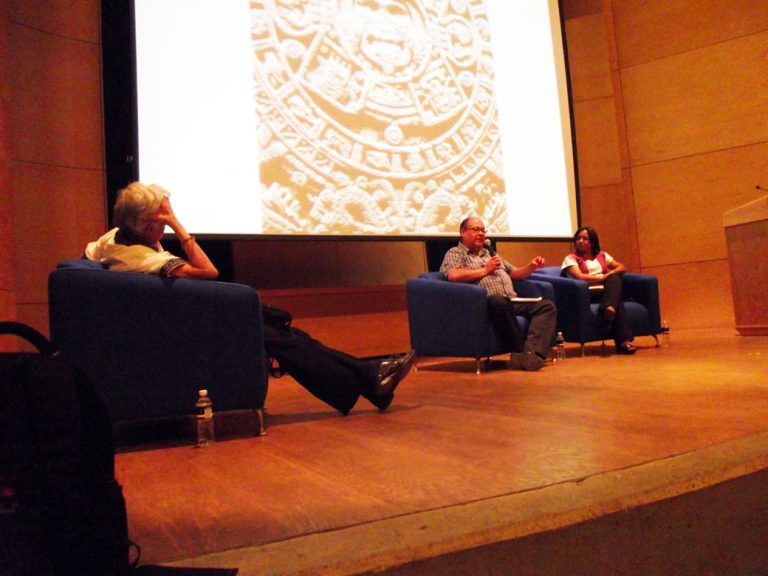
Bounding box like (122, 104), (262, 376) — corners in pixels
(723, 195), (768, 335)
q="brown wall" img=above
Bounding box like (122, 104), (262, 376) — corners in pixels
(5, 0), (106, 343)
(565, 0), (768, 330)
(2, 0), (767, 342)
(0, 1), (16, 351)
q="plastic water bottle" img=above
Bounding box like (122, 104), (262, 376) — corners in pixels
(660, 320), (670, 348)
(195, 389), (215, 447)
(555, 331), (566, 362)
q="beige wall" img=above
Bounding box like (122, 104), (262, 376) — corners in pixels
(564, 1), (640, 278)
(0, 2), (16, 351)
(565, 0), (768, 330)
(2, 0), (766, 340)
(5, 0), (105, 341)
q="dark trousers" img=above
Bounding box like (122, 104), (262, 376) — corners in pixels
(593, 274), (632, 345)
(263, 324), (379, 414)
(486, 295), (557, 359)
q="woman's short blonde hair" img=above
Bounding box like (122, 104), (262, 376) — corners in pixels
(113, 182), (169, 233)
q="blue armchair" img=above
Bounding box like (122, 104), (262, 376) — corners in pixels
(406, 272), (555, 373)
(48, 260), (268, 433)
(532, 266), (662, 354)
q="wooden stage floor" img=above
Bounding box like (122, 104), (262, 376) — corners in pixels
(116, 326), (768, 574)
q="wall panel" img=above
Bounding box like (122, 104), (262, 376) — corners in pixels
(15, 303), (49, 340)
(335, 242), (425, 286)
(564, 12), (613, 102)
(10, 23), (102, 168)
(613, 0), (768, 68)
(234, 237), (572, 305)
(0, 291), (16, 325)
(725, 216), (768, 335)
(566, 0), (768, 329)
(0, 196), (13, 291)
(233, 240), (425, 291)
(1, 1), (15, 307)
(648, 260), (734, 330)
(233, 240), (340, 290)
(578, 179), (639, 272)
(562, 2), (640, 276)
(573, 98), (623, 187)
(8, 0), (104, 338)
(12, 164), (105, 303)
(11, 0), (100, 41)
(633, 142), (768, 268)
(496, 241), (570, 271)
(562, 0), (603, 20)
(610, 69), (631, 169)
(621, 32), (768, 166)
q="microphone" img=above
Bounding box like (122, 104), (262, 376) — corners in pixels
(483, 239), (496, 257)
(757, 185), (767, 193)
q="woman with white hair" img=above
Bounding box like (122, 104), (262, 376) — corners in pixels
(86, 182), (218, 278)
(85, 182), (414, 414)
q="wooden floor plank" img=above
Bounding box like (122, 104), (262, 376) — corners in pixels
(116, 328), (768, 564)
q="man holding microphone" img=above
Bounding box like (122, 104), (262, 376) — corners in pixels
(440, 216), (556, 370)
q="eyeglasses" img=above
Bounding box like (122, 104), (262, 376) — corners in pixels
(465, 226), (486, 234)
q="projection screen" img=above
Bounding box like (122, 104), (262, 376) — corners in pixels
(132, 0), (577, 238)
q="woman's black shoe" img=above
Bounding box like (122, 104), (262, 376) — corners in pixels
(616, 343), (636, 355)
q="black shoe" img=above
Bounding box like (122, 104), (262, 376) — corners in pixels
(616, 343), (636, 355)
(369, 350), (416, 411)
(509, 352), (546, 371)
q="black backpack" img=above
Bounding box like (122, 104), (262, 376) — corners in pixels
(0, 321), (139, 575)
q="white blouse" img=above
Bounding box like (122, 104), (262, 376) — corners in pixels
(561, 252), (614, 276)
(85, 228), (184, 276)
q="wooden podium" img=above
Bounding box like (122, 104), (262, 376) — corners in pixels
(724, 195), (768, 335)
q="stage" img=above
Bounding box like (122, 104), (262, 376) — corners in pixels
(116, 326), (768, 575)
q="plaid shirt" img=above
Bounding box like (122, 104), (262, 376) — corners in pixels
(439, 242), (517, 298)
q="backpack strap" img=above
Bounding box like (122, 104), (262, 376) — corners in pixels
(0, 322), (57, 356)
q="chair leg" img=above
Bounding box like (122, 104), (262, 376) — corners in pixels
(254, 407), (266, 436)
(475, 359), (482, 375)
(581, 344), (586, 357)
(653, 334), (660, 347)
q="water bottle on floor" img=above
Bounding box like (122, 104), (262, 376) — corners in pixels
(660, 320), (671, 348)
(196, 389), (215, 447)
(555, 331), (566, 362)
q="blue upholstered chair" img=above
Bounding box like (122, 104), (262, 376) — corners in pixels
(48, 260), (268, 432)
(405, 272), (555, 373)
(531, 266), (663, 355)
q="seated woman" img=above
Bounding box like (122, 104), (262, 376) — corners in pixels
(561, 226), (636, 355)
(85, 182), (415, 414)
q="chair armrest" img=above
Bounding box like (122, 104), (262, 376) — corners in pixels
(623, 273), (662, 332)
(406, 277), (491, 356)
(57, 258), (105, 270)
(407, 277), (488, 331)
(49, 266), (267, 422)
(513, 278), (555, 302)
(530, 272), (591, 341)
(530, 272), (590, 308)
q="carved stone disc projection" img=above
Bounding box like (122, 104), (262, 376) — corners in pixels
(250, 0), (509, 234)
